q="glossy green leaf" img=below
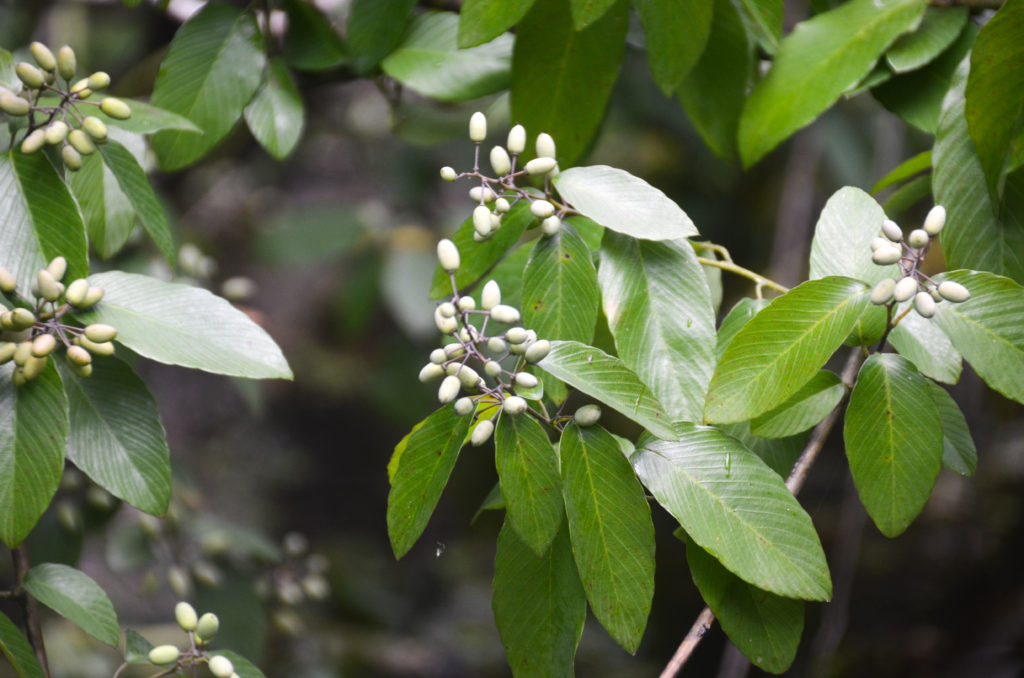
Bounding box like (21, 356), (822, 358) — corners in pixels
(736, 0), (783, 55)
(381, 12), (512, 102)
(965, 0), (1024, 200)
(429, 201), (532, 299)
(555, 166), (698, 240)
(511, 0), (628, 166)
(458, 0), (536, 48)
(881, 174), (932, 217)
(719, 422), (805, 479)
(484, 243), (532, 311)
(23, 564), (119, 646)
(931, 270), (1024, 406)
(0, 363), (67, 548)
(750, 370), (845, 439)
(57, 357), (170, 516)
(90, 97), (203, 134)
(0, 150), (88, 292)
(677, 0), (754, 160)
(560, 423), (654, 653)
(635, 0), (712, 95)
(705, 276), (870, 424)
(387, 404), (472, 558)
(282, 0), (347, 71)
(347, 0), (417, 73)
(216, 650), (267, 678)
(97, 140), (175, 263)
(934, 59), (1024, 284)
(0, 611), (45, 678)
(537, 340), (675, 439)
(809, 186), (898, 286)
(716, 297), (769, 360)
(886, 6), (967, 73)
(493, 520), (586, 677)
(738, 0), (927, 167)
(598, 232), (715, 422)
(927, 380), (976, 476)
(69, 153), (136, 260)
(570, 0), (617, 28)
(687, 541), (803, 674)
(150, 4), (266, 171)
(872, 22), (977, 134)
(495, 412), (563, 556)
(244, 58), (305, 160)
(76, 271), (292, 379)
(871, 150), (931, 195)
(844, 353), (942, 537)
(887, 301), (962, 384)
(632, 426), (832, 600)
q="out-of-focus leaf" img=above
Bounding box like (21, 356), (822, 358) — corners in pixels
(347, 0), (417, 74)
(871, 150), (931, 195)
(635, 0), (712, 95)
(216, 650), (267, 678)
(886, 6), (967, 73)
(257, 205), (366, 265)
(97, 140), (175, 263)
(123, 630), (154, 664)
(736, 0), (782, 55)
(282, 0), (347, 71)
(244, 58), (305, 160)
(70, 153), (136, 260)
(0, 611), (45, 678)
(23, 564), (119, 647)
(458, 0), (536, 48)
(881, 174), (932, 217)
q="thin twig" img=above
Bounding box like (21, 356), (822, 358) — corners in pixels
(12, 544), (51, 678)
(696, 257), (790, 295)
(660, 347), (865, 677)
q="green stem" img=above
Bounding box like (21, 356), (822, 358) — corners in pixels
(695, 256), (790, 296)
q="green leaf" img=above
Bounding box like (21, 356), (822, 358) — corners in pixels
(495, 412), (563, 556)
(429, 201), (532, 299)
(57, 357), (171, 516)
(750, 370), (845, 439)
(0, 611), (45, 678)
(23, 563), (119, 647)
(809, 186), (898, 286)
(635, 0), (712, 95)
(538, 340), (676, 439)
(0, 150), (88, 292)
(0, 363), (67, 548)
(76, 271), (292, 380)
(570, 0), (618, 28)
(0, 49), (18, 90)
(244, 58), (305, 160)
(632, 426), (832, 600)
(934, 58), (1024, 283)
(472, 481), (505, 523)
(965, 0), (1024, 201)
(381, 12), (512, 102)
(677, 0), (755, 160)
(887, 301), (962, 384)
(510, 0), (628, 166)
(871, 150), (931, 195)
(598, 232), (715, 422)
(97, 140), (175, 263)
(881, 174), (932, 217)
(458, 0), (536, 48)
(844, 353), (942, 536)
(493, 520), (586, 678)
(705, 277), (870, 424)
(872, 22), (977, 134)
(215, 650), (267, 678)
(687, 541), (803, 673)
(716, 297), (769, 360)
(927, 380), (976, 476)
(738, 0), (927, 167)
(69, 153), (136, 260)
(387, 404), (472, 558)
(719, 421), (805, 479)
(931, 270), (1024, 406)
(554, 166), (698, 240)
(735, 0), (783, 55)
(122, 629), (154, 664)
(150, 4), (266, 171)
(347, 0), (417, 73)
(89, 97), (203, 134)
(282, 0), (347, 72)
(559, 423), (654, 653)
(886, 6), (967, 73)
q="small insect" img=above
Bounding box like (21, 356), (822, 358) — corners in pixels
(435, 541), (446, 557)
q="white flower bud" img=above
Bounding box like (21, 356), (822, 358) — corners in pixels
(440, 166), (457, 182)
(484, 360), (502, 377)
(490, 146), (511, 176)
(506, 327), (528, 344)
(438, 375), (461, 403)
(453, 365), (480, 389)
(907, 229), (929, 249)
(444, 343), (465, 358)
(148, 645), (180, 665)
(870, 237), (889, 252)
(881, 219), (903, 242)
(487, 337), (507, 353)
(473, 204), (493, 236)
(504, 395), (528, 415)
(490, 304), (520, 324)
(438, 301), (456, 317)
(893, 276), (919, 302)
(430, 348), (446, 364)
(419, 363), (445, 382)
(937, 280), (970, 302)
(871, 245), (902, 266)
(471, 419), (494, 446)
(435, 307), (458, 334)
(437, 238), (460, 272)
(481, 280), (501, 310)
(507, 124), (526, 154)
(209, 656), (234, 678)
(525, 157), (557, 175)
(491, 213), (502, 231)
(524, 339), (550, 363)
(457, 295), (476, 310)
(495, 197), (510, 213)
(923, 205), (946, 236)
(914, 291), (937, 318)
(469, 186), (497, 203)
(541, 216), (561, 236)
(454, 397), (475, 416)
(175, 602), (198, 631)
(469, 111), (487, 142)
(514, 372), (538, 388)
(531, 200), (555, 219)
(574, 404), (601, 427)
(535, 132), (555, 159)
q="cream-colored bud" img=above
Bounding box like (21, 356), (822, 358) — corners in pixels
(907, 229), (929, 249)
(506, 327), (528, 344)
(484, 360), (502, 377)
(504, 395), (527, 415)
(419, 363), (444, 382)
(47, 256), (67, 281)
(525, 157), (557, 175)
(469, 186), (497, 203)
(438, 375), (461, 403)
(470, 419), (494, 446)
(469, 111), (487, 142)
(437, 238), (460, 272)
(871, 246), (902, 266)
(31, 334), (56, 357)
(454, 397), (475, 416)
(881, 219), (903, 242)
(481, 280), (501, 310)
(507, 124), (526, 154)
(893, 276), (919, 302)
(541, 215), (561, 236)
(923, 205), (946, 236)
(30, 43), (56, 71)
(530, 200), (554, 219)
(457, 295), (476, 310)
(524, 339), (551, 363)
(490, 146), (511, 175)
(175, 602), (198, 631)
(495, 197), (510, 213)
(574, 404), (602, 427)
(937, 280), (970, 303)
(473, 205), (493, 236)
(440, 166), (457, 182)
(57, 46), (76, 81)
(487, 337), (506, 354)
(535, 132), (555, 159)
(430, 348), (446, 364)
(914, 291), (937, 318)
(489, 304), (520, 324)
(514, 372), (538, 389)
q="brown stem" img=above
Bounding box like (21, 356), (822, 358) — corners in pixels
(660, 347), (865, 677)
(12, 544), (51, 678)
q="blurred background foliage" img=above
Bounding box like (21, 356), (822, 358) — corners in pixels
(0, 0), (1022, 677)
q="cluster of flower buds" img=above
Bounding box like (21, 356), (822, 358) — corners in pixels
(148, 603), (239, 677)
(0, 42), (131, 171)
(420, 239), (552, 446)
(0, 258), (116, 384)
(439, 112), (564, 242)
(868, 205), (969, 318)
